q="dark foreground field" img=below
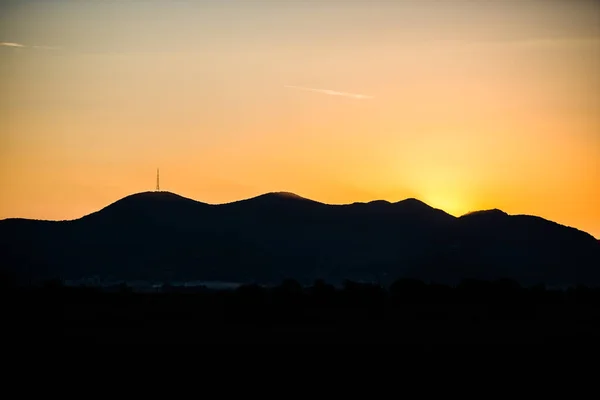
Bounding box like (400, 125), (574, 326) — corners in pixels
(4, 279), (600, 344)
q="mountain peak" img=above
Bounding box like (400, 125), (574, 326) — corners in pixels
(125, 190), (186, 200)
(107, 190), (203, 206)
(393, 197), (444, 213)
(461, 209), (508, 218)
(215, 191), (325, 211)
(266, 191), (307, 200)
(81, 190), (207, 220)
(395, 197), (429, 206)
(229, 191), (320, 205)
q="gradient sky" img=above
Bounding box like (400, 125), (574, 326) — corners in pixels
(1, 0), (599, 237)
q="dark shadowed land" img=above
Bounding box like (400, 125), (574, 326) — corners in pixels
(1, 191), (599, 344)
(4, 279), (600, 344)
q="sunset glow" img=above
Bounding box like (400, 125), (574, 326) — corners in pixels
(1, 0), (599, 237)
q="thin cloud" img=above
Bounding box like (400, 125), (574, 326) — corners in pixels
(284, 85), (373, 100)
(0, 42), (25, 48)
(0, 42), (59, 50)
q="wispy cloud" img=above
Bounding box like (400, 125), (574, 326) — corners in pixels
(284, 85), (373, 100)
(1, 42), (25, 48)
(1, 42), (59, 50)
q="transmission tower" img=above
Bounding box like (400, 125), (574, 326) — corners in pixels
(156, 168), (160, 191)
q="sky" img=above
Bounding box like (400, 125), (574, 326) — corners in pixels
(1, 0), (599, 237)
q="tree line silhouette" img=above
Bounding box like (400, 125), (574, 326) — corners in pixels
(6, 277), (600, 329)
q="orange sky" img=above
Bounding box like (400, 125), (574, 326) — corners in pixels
(1, 0), (599, 238)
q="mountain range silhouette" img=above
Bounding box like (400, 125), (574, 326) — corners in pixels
(1, 191), (598, 287)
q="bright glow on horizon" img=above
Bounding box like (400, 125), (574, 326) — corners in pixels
(0, 0), (599, 238)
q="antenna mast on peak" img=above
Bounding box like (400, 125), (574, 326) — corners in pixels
(156, 168), (160, 192)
